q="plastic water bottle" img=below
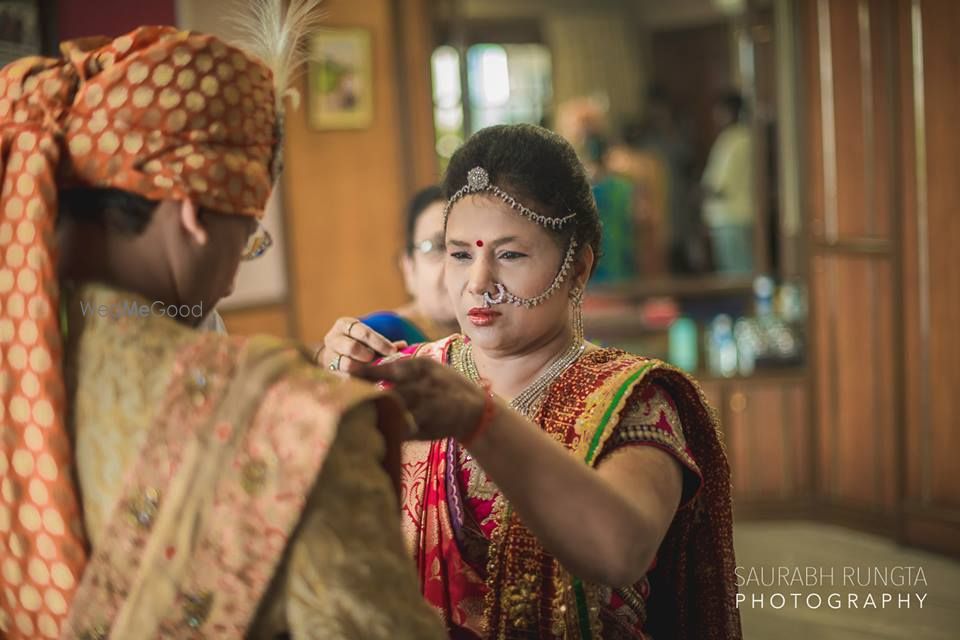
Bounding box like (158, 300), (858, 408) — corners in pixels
(734, 317), (759, 376)
(669, 316), (699, 373)
(709, 315), (738, 378)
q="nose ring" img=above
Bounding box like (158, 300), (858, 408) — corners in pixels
(482, 283), (507, 308)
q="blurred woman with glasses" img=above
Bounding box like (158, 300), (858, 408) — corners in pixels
(319, 186), (459, 372)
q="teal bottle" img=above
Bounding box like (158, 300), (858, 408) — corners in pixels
(669, 316), (699, 373)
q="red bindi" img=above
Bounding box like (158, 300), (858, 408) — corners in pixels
(476, 240), (484, 247)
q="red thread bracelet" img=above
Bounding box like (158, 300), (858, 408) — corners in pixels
(461, 381), (496, 448)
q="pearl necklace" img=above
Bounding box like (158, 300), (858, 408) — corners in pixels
(456, 339), (586, 418)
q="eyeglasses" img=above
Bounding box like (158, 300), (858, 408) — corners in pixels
(412, 238), (445, 260)
(241, 222), (274, 261)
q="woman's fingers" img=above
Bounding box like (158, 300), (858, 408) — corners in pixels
(325, 333), (372, 361)
(308, 344), (325, 365)
(340, 318), (398, 357)
(322, 317), (404, 374)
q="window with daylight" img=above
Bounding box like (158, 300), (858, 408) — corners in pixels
(431, 43), (553, 173)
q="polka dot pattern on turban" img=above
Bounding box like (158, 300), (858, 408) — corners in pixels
(0, 25), (278, 639)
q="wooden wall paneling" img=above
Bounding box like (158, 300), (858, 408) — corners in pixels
(898, 0), (923, 509)
(866, 0), (896, 239)
(916, 0), (960, 511)
(889, 0), (912, 545)
(827, 0), (869, 241)
(832, 256), (896, 509)
(284, 0), (414, 343)
(806, 0), (898, 523)
(220, 304), (291, 338)
(831, 254), (863, 506)
(800, 0), (828, 509)
(810, 256), (835, 500)
(811, 259), (896, 512)
(812, 0), (895, 244)
(785, 381), (811, 495)
(726, 384), (752, 500)
(779, 0), (957, 554)
(807, 0), (832, 241)
(873, 251), (898, 511)
(719, 377), (809, 505)
(734, 384), (786, 499)
(391, 0), (440, 190)
(899, 0), (960, 556)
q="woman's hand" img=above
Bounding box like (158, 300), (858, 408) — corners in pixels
(318, 317), (405, 374)
(355, 358), (488, 442)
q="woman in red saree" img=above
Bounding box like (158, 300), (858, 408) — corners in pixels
(338, 124), (741, 639)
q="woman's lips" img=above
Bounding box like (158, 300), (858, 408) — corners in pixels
(467, 307), (501, 326)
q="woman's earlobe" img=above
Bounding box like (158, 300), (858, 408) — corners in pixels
(574, 244), (595, 284)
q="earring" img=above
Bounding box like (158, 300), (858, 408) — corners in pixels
(570, 286), (585, 344)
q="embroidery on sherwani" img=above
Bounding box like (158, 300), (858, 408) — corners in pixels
(63, 309), (388, 639)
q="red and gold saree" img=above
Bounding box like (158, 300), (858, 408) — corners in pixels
(398, 335), (742, 640)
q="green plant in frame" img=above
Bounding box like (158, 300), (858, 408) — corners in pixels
(307, 28), (372, 130)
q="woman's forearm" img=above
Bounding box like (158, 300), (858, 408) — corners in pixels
(465, 403), (656, 586)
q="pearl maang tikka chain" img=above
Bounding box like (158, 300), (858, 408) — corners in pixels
(443, 166), (577, 229)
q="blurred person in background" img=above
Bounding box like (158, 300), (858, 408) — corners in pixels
(630, 87), (700, 274)
(607, 121), (670, 278)
(701, 91), (755, 274)
(318, 186), (459, 372)
(555, 96), (641, 284)
(363, 185), (459, 343)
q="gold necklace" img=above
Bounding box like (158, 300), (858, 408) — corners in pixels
(455, 338), (585, 418)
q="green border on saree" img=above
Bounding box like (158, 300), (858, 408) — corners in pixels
(584, 363), (654, 464)
(574, 361), (654, 638)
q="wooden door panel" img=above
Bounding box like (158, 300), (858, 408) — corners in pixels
(726, 379), (809, 503)
(812, 254), (895, 510)
(827, 0), (871, 241)
(900, 0), (960, 516)
(785, 382), (811, 496)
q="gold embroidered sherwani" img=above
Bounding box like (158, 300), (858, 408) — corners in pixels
(63, 284), (445, 639)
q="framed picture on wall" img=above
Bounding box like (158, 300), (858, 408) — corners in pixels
(307, 27), (373, 130)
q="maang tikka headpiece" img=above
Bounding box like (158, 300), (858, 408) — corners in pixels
(444, 166), (579, 309)
(443, 166), (577, 229)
